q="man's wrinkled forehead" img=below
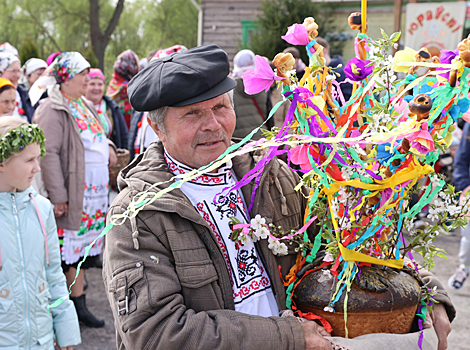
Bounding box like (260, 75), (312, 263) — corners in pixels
(171, 93), (230, 113)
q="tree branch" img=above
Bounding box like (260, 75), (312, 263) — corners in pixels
(24, 5), (61, 52)
(54, 0), (88, 23)
(103, 0), (125, 38)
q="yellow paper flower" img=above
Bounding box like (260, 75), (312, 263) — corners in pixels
(392, 47), (417, 73)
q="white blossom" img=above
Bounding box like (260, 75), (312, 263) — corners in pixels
(250, 214), (265, 230)
(254, 226), (270, 240)
(427, 207), (440, 221)
(448, 205), (462, 216)
(268, 237), (288, 256)
(239, 232), (253, 245)
(430, 175), (441, 186)
(341, 167), (354, 181)
(330, 199), (339, 219)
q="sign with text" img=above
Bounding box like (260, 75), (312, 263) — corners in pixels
(405, 2), (467, 56)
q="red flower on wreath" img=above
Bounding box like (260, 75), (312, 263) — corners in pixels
(87, 218), (93, 229)
(95, 209), (104, 219)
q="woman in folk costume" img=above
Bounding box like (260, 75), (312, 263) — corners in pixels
(106, 49), (140, 129)
(0, 78), (16, 116)
(30, 52), (116, 328)
(20, 58), (48, 90)
(85, 68), (128, 150)
(0, 52), (35, 122)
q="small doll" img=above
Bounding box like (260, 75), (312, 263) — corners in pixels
(272, 52), (295, 86)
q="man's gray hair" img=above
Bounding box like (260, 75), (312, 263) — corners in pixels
(148, 90), (234, 133)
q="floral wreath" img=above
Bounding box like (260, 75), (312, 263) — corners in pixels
(0, 124), (46, 163)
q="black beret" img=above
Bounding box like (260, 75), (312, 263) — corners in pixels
(128, 44), (237, 111)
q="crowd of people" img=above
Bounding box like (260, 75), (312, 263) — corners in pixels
(0, 36), (466, 350)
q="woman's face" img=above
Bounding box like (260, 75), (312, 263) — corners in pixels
(27, 67), (46, 87)
(1, 61), (21, 88)
(85, 78), (105, 104)
(0, 88), (16, 116)
(61, 68), (90, 99)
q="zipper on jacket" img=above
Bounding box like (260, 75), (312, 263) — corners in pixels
(11, 194), (31, 348)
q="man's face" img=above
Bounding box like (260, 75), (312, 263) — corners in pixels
(151, 93), (236, 170)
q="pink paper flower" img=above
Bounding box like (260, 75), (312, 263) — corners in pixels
(281, 24), (310, 46)
(407, 123), (435, 156)
(290, 144), (313, 170)
(243, 55), (283, 95)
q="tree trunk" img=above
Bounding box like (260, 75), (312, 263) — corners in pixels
(89, 0), (125, 71)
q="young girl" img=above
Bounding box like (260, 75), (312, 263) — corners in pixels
(0, 117), (80, 349)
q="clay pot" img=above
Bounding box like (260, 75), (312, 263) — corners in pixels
(293, 265), (421, 338)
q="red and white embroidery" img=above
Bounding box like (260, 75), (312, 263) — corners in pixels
(165, 148), (277, 313)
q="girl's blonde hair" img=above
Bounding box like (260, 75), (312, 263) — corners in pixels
(0, 116), (27, 137)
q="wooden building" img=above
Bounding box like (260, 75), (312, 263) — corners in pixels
(200, 0), (262, 65)
(198, 0), (470, 65)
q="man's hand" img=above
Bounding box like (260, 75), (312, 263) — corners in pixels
(423, 303), (452, 350)
(54, 202), (68, 217)
(109, 145), (118, 167)
(301, 321), (333, 350)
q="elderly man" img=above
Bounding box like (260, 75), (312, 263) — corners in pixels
(103, 45), (453, 350)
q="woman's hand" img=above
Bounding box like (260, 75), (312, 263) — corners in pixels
(54, 203), (68, 217)
(109, 145), (118, 167)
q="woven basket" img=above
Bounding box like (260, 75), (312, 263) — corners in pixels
(109, 148), (130, 189)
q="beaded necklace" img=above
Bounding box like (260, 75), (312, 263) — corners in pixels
(62, 92), (104, 135)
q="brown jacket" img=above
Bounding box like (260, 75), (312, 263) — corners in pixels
(103, 142), (455, 350)
(32, 87), (105, 230)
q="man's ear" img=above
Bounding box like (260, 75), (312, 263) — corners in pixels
(147, 116), (166, 143)
(0, 163), (5, 173)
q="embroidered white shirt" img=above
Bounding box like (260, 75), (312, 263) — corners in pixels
(165, 150), (279, 317)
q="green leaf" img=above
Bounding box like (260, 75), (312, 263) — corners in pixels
(381, 28), (388, 39)
(390, 32), (401, 42)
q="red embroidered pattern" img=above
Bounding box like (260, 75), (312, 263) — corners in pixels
(236, 192), (247, 215)
(192, 174), (224, 184)
(165, 153), (225, 184)
(164, 155), (185, 175)
(233, 277), (270, 300)
(196, 202), (234, 286)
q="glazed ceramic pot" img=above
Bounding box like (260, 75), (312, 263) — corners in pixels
(293, 265), (421, 338)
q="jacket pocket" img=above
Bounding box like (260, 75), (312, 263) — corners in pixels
(175, 260), (218, 288)
(36, 331), (54, 349)
(34, 276), (53, 337)
(0, 281), (14, 313)
(109, 260), (144, 317)
(0, 281), (17, 346)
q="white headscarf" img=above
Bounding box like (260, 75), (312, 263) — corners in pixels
(22, 58), (47, 76)
(29, 52), (90, 105)
(232, 49), (256, 78)
(0, 42), (19, 57)
(0, 52), (20, 74)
